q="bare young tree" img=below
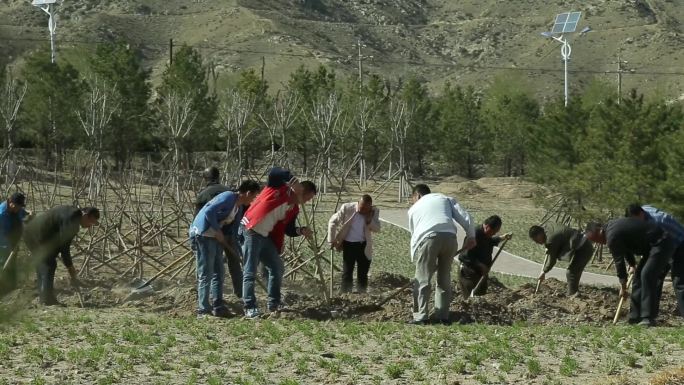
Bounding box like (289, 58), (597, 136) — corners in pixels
(0, 69), (27, 188)
(389, 99), (413, 202)
(259, 89), (300, 167)
(78, 76), (120, 200)
(158, 91), (198, 199)
(219, 90), (256, 183)
(354, 96), (376, 187)
(308, 92), (346, 194)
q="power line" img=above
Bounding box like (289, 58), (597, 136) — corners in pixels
(3, 35), (684, 77)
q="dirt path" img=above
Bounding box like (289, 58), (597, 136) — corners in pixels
(380, 209), (618, 287)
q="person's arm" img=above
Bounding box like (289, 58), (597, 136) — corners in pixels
(59, 239), (80, 285)
(286, 213), (312, 238)
(449, 198), (476, 248)
(366, 207), (381, 233)
(609, 243), (631, 282)
(543, 251), (557, 273)
(327, 206), (344, 244)
(204, 196), (233, 234)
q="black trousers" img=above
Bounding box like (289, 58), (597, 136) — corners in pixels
(36, 253), (59, 304)
(458, 264), (487, 297)
(653, 243), (684, 318)
(629, 238), (674, 321)
(341, 241), (370, 292)
(566, 241), (594, 295)
(223, 245), (243, 299)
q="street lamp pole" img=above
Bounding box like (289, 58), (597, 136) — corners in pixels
(32, 0), (58, 64)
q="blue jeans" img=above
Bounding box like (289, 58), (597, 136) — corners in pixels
(242, 230), (284, 310)
(192, 236), (225, 313)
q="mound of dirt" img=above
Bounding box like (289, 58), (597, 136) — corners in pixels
(4, 273), (682, 327)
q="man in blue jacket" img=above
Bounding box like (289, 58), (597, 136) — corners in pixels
(0, 192), (28, 294)
(189, 180), (261, 318)
(626, 204), (684, 318)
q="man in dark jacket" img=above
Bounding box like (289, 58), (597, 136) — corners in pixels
(458, 215), (511, 297)
(529, 223), (594, 295)
(195, 166), (230, 214)
(626, 204), (684, 318)
(23, 206), (99, 305)
(586, 218), (674, 326)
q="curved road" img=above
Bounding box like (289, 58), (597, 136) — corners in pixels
(380, 209), (617, 287)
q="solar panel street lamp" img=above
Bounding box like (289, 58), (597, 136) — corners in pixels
(31, 0), (59, 63)
(541, 11), (589, 107)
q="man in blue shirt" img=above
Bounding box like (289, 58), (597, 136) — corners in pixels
(626, 204), (684, 318)
(189, 180), (261, 318)
(0, 192), (28, 294)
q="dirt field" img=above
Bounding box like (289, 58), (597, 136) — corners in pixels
(1, 273), (683, 385)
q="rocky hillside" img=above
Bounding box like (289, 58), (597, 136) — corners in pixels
(1, 0), (682, 98)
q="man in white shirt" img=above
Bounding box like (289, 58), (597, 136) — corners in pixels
(408, 184), (476, 325)
(328, 195), (381, 293)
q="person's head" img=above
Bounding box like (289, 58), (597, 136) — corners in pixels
(358, 194), (373, 215)
(483, 215), (502, 237)
(80, 207), (100, 228)
(411, 184), (431, 205)
(625, 203), (646, 220)
(299, 181), (317, 204)
(237, 180), (261, 205)
(584, 221), (606, 244)
(7, 192), (26, 214)
(528, 225), (546, 245)
(203, 166), (220, 183)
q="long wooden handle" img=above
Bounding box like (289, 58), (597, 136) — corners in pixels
(2, 250), (16, 271)
(137, 249), (193, 289)
(470, 237), (510, 297)
(612, 272), (635, 325)
(534, 254), (549, 295)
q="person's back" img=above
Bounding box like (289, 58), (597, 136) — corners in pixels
(409, 193), (470, 259)
(606, 217), (663, 257)
(24, 205), (81, 252)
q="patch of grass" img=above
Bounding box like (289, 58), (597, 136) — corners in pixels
(526, 358), (542, 378)
(385, 362), (406, 379)
(559, 355), (578, 377)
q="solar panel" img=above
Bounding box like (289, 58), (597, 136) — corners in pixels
(551, 11), (581, 34)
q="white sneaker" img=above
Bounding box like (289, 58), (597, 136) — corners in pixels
(244, 308), (261, 319)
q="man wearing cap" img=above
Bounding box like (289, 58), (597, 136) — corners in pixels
(23, 206), (100, 305)
(0, 192), (28, 294)
(241, 167), (316, 319)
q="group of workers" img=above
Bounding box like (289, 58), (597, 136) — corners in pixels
(1, 166), (682, 327)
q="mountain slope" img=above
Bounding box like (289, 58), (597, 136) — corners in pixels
(1, 0), (682, 98)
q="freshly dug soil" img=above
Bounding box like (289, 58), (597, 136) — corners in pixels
(3, 272), (682, 326)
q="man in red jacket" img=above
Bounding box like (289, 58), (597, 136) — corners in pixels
(241, 167), (316, 318)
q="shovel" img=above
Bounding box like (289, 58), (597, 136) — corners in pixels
(470, 237), (510, 298)
(534, 253), (549, 295)
(612, 272), (635, 325)
(131, 250), (193, 295)
(2, 250), (16, 272)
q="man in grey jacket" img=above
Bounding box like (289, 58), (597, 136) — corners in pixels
(328, 195), (381, 293)
(408, 184), (476, 325)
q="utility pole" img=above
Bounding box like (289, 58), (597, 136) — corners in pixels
(357, 38), (363, 89)
(169, 38), (174, 65)
(617, 53), (623, 104)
